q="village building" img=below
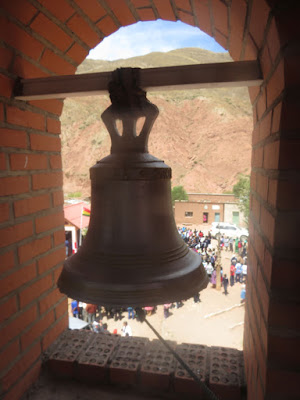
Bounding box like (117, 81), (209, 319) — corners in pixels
(175, 193), (246, 227)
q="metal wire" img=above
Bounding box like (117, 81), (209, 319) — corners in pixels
(136, 308), (220, 400)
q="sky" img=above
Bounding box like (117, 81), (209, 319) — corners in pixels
(88, 20), (226, 61)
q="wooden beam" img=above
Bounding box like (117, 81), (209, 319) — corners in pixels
(14, 60), (262, 100)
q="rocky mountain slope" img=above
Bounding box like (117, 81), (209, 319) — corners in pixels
(61, 48), (252, 198)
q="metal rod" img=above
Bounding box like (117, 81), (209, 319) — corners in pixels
(136, 308), (220, 400)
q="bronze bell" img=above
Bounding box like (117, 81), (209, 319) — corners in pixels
(58, 68), (208, 307)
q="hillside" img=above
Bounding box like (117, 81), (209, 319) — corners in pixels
(61, 48), (252, 198)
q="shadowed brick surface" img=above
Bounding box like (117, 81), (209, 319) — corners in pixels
(45, 330), (245, 398)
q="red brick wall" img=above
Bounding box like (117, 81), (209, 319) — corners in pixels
(0, 1), (298, 399)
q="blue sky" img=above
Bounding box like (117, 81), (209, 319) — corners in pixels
(88, 20), (226, 61)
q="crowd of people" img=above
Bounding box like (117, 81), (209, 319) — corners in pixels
(70, 226), (248, 335)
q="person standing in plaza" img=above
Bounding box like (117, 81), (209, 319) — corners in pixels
(121, 321), (132, 336)
(230, 264), (235, 286)
(86, 303), (97, 324)
(71, 299), (78, 318)
(223, 274), (229, 295)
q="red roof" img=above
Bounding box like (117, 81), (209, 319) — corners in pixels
(64, 202), (90, 229)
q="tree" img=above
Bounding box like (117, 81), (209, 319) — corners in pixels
(233, 174), (250, 226)
(171, 185), (188, 205)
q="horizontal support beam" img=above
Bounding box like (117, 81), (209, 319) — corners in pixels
(14, 60), (263, 100)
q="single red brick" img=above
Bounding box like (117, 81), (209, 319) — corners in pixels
(53, 229), (65, 246)
(39, 287), (63, 315)
(263, 140), (280, 169)
(0, 73), (14, 98)
(0, 0), (37, 25)
(153, 0), (176, 22)
(53, 265), (63, 282)
(32, 172), (63, 190)
(259, 111), (272, 141)
(0, 16), (44, 60)
(266, 60), (284, 108)
(256, 268), (270, 321)
(0, 46), (14, 70)
(0, 128), (27, 149)
(52, 190), (64, 206)
(254, 231), (265, 265)
(251, 195), (260, 222)
(0, 305), (37, 348)
(10, 153), (47, 171)
(0, 220), (33, 249)
(269, 300), (299, 331)
(263, 247), (273, 286)
(0, 339), (20, 373)
(55, 297), (68, 319)
(38, 0), (74, 22)
(6, 106), (45, 131)
(21, 310), (55, 351)
(78, 0), (106, 22)
(30, 133), (61, 152)
(0, 176), (29, 196)
(14, 194), (50, 218)
(67, 15), (100, 48)
(212, 0), (228, 37)
(252, 146), (263, 168)
(267, 178), (278, 208)
(244, 34), (258, 61)
(0, 296), (18, 325)
(12, 55), (48, 79)
(0, 103), (4, 121)
(30, 13), (73, 52)
(18, 58), (40, 87)
(0, 250), (15, 274)
(19, 273), (53, 308)
(50, 154), (62, 169)
(105, 0), (136, 26)
(260, 43), (272, 79)
(0, 262), (36, 297)
(29, 99), (64, 116)
(97, 16), (118, 36)
(0, 152), (6, 170)
(249, 0), (270, 49)
(2, 360), (41, 400)
(256, 89), (267, 121)
(38, 247), (65, 275)
(177, 11), (195, 27)
(35, 211), (64, 234)
(46, 117), (61, 134)
(267, 17), (281, 62)
(260, 206), (275, 246)
(175, 0), (191, 11)
(40, 49), (76, 76)
(2, 342), (41, 391)
(257, 173), (268, 202)
(42, 314), (68, 350)
(0, 202), (9, 222)
(229, 0), (247, 61)
(18, 235), (51, 264)
(137, 7), (156, 21)
(66, 43), (89, 65)
(214, 30), (228, 50)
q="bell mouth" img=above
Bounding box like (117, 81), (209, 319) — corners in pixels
(58, 248), (208, 308)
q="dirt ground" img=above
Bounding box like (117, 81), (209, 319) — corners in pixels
(69, 235), (245, 350)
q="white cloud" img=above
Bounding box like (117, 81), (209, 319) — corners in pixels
(88, 20), (225, 61)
